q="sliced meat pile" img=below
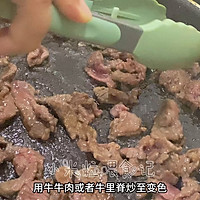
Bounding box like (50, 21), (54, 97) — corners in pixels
(27, 45), (49, 67)
(0, 139), (44, 198)
(39, 92), (102, 144)
(86, 49), (146, 87)
(159, 63), (200, 110)
(86, 49), (146, 105)
(120, 99), (184, 175)
(109, 108), (146, 140)
(0, 57), (18, 125)
(143, 147), (200, 194)
(127, 100), (200, 199)
(38, 90), (143, 174)
(11, 80), (58, 140)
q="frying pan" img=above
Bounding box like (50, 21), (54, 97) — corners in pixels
(0, 1), (200, 200)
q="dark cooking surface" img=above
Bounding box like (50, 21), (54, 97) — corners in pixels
(0, 34), (200, 200)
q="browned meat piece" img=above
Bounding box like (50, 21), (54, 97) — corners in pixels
(109, 59), (146, 84)
(13, 147), (44, 179)
(0, 82), (10, 99)
(186, 62), (200, 77)
(0, 60), (18, 125)
(0, 56), (9, 66)
(128, 88), (141, 104)
(0, 61), (17, 83)
(159, 70), (191, 94)
(110, 103), (129, 118)
(55, 166), (72, 184)
(159, 65), (200, 110)
(16, 181), (49, 200)
(85, 51), (116, 88)
(76, 139), (92, 152)
(78, 140), (123, 174)
(145, 149), (200, 187)
(151, 99), (184, 143)
(138, 136), (181, 163)
(27, 45), (49, 67)
(102, 48), (133, 61)
(111, 70), (142, 86)
(87, 51), (104, 66)
(109, 111), (146, 139)
(108, 59), (136, 73)
(39, 93), (101, 141)
(0, 147), (44, 198)
(94, 86), (139, 105)
(69, 92), (102, 124)
(149, 149), (200, 186)
(177, 80), (200, 109)
(87, 141), (124, 174)
(0, 88), (18, 125)
(120, 147), (145, 177)
(165, 149), (200, 178)
(11, 81), (58, 140)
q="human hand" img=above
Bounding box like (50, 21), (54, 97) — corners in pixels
(0, 0), (92, 55)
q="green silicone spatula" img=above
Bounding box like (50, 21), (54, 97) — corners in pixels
(0, 0), (200, 70)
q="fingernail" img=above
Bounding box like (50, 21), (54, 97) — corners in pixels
(77, 0), (92, 23)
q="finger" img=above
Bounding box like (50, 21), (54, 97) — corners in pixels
(54, 0), (92, 23)
(0, 0), (51, 55)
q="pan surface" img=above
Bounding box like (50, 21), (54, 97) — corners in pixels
(0, 34), (200, 200)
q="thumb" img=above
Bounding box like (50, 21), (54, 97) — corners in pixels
(53, 0), (92, 23)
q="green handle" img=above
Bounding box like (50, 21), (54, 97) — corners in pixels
(0, 0), (121, 47)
